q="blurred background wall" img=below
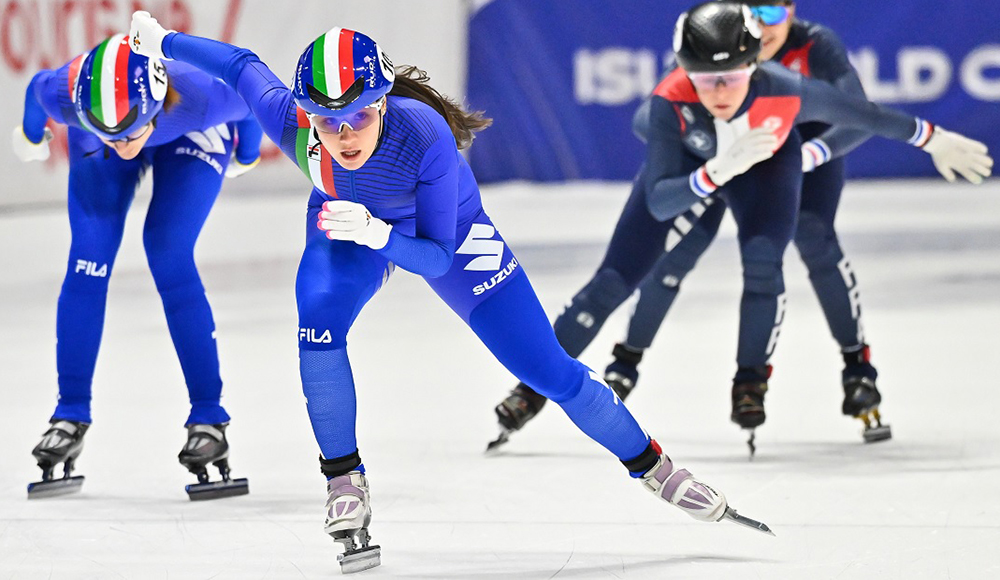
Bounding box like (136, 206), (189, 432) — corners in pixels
(2, 0), (998, 207)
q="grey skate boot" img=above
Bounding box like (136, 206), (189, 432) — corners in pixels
(326, 471), (380, 574)
(28, 419), (90, 498)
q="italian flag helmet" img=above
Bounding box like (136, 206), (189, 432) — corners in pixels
(293, 27), (395, 116)
(74, 34), (168, 140)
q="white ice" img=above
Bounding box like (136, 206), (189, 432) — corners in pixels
(1, 179), (998, 579)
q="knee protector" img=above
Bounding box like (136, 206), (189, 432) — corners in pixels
(741, 236), (784, 296)
(794, 212), (842, 269)
(563, 269), (631, 331)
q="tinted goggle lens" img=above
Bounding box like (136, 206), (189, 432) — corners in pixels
(751, 6), (790, 26)
(688, 65), (756, 90)
(310, 104), (382, 134)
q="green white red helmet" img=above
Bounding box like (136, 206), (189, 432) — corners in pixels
(293, 27), (395, 116)
(74, 34), (168, 140)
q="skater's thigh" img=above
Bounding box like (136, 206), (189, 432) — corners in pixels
(723, 136), (802, 249)
(596, 168), (677, 288)
(798, 156), (846, 231)
(424, 210), (522, 324)
(297, 206), (393, 350)
(66, 128), (145, 242)
(466, 272), (582, 402)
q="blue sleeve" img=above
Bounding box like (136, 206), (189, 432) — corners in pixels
(631, 98), (651, 144)
(644, 97), (704, 221)
(805, 27), (872, 158)
(22, 69), (63, 143)
(377, 138), (458, 278)
(798, 74), (922, 144)
(234, 115), (263, 164)
(162, 32), (294, 157)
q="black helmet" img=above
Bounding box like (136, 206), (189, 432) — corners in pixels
(673, 2), (763, 73)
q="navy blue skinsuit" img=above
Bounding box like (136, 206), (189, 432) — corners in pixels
(514, 55), (933, 404)
(627, 20), (876, 376)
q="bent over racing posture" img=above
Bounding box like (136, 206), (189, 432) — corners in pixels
(14, 34), (262, 499)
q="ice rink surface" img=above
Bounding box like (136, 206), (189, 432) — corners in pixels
(1, 179), (998, 579)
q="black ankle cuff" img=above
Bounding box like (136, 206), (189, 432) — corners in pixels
(621, 441), (660, 474)
(612, 343), (644, 366)
(320, 449), (362, 478)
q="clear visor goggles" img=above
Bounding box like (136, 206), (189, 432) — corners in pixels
(751, 5), (791, 26)
(308, 97), (385, 134)
(687, 64), (757, 90)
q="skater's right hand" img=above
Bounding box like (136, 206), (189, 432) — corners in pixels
(921, 126), (993, 184)
(129, 11), (174, 60)
(801, 138), (830, 173)
(11, 126), (52, 163)
(704, 127), (779, 187)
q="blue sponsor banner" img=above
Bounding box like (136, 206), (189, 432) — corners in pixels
(467, 0), (1000, 182)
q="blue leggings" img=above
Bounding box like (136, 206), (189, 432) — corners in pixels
(53, 126), (234, 426)
(625, 155), (865, 354)
(296, 208), (650, 470)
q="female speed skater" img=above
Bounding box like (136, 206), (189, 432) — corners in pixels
(14, 34), (263, 499)
(596, 0), (895, 449)
(128, 9), (778, 573)
(489, 1), (992, 456)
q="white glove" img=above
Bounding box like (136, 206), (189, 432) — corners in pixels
(129, 11), (174, 60)
(921, 127), (993, 184)
(11, 126), (53, 162)
(801, 138), (831, 173)
(318, 200), (392, 250)
(225, 155), (259, 178)
(705, 127), (779, 187)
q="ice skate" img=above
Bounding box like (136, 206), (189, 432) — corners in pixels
(178, 423), (249, 500)
(325, 471), (380, 574)
(843, 376), (891, 443)
(486, 383), (547, 452)
(732, 373), (769, 458)
(28, 420), (89, 498)
(841, 345), (891, 443)
(603, 342), (642, 401)
(639, 447), (774, 535)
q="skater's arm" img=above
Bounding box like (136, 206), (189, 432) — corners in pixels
(377, 137), (458, 278)
(644, 98), (705, 221)
(160, 33), (293, 147)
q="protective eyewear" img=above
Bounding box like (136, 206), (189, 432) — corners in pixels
(751, 5), (790, 26)
(100, 119), (153, 143)
(687, 64), (757, 90)
(309, 97), (385, 134)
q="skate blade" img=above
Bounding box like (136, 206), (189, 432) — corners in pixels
(722, 506), (775, 536)
(863, 424), (892, 443)
(338, 544), (381, 574)
(485, 429), (512, 453)
(27, 476), (84, 499)
(185, 477), (249, 501)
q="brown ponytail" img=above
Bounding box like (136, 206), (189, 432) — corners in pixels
(163, 76), (181, 113)
(388, 66), (491, 150)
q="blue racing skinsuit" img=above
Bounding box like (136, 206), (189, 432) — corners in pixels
(513, 58), (932, 402)
(21, 58), (263, 425)
(626, 19), (878, 381)
(160, 32), (654, 475)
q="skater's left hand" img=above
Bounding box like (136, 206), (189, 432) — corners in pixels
(225, 155), (259, 178)
(129, 11), (174, 60)
(801, 139), (830, 173)
(921, 127), (993, 184)
(318, 200), (392, 250)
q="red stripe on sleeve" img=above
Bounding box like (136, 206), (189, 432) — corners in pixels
(296, 106), (310, 128)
